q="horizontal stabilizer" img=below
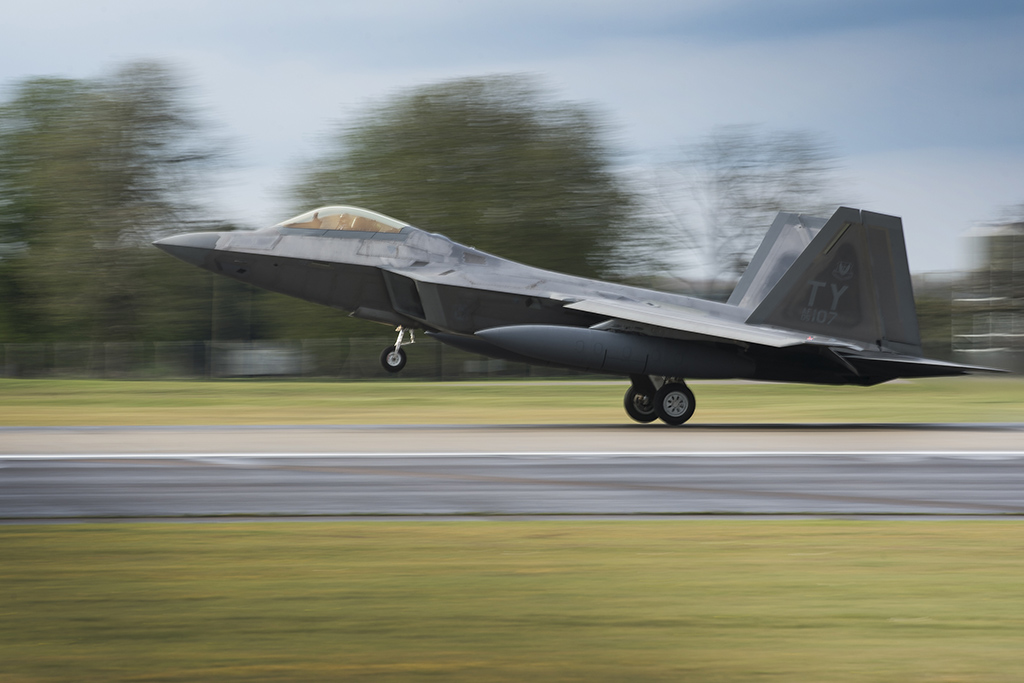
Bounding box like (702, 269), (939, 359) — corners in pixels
(832, 348), (1008, 378)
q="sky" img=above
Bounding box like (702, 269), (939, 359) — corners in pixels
(2, 0), (1023, 274)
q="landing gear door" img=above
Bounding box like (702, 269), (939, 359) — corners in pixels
(381, 271), (426, 322)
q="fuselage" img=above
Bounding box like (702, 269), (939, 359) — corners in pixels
(157, 207), (852, 385)
(155, 205), (976, 387)
(158, 206), (745, 336)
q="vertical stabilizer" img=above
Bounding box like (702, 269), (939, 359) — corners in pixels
(745, 208), (922, 355)
(728, 212), (828, 309)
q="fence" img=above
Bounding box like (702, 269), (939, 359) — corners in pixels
(0, 337), (594, 381)
(7, 335), (1018, 381)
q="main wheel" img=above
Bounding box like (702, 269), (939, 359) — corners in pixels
(380, 346), (407, 373)
(654, 382), (695, 426)
(623, 386), (658, 423)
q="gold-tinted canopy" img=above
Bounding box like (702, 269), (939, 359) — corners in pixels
(276, 206), (406, 234)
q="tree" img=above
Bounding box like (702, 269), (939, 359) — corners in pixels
(653, 125), (846, 293)
(290, 75), (639, 280)
(0, 62), (224, 342)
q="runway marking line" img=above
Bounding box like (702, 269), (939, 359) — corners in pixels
(4, 450), (1024, 460)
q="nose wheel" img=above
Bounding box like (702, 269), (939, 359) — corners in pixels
(380, 326), (414, 373)
(380, 346), (407, 373)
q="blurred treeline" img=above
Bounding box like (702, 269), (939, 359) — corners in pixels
(0, 63), (227, 343)
(0, 63), (643, 344)
(0, 61), (988, 360)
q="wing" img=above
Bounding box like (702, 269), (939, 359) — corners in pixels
(560, 296), (997, 381)
(563, 297), (859, 349)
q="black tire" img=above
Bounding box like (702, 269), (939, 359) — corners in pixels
(380, 346), (407, 373)
(654, 382), (695, 426)
(623, 386), (658, 423)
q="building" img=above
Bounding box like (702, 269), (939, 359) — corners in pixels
(953, 222), (1024, 371)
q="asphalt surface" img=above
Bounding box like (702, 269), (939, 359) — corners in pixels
(2, 424), (1023, 520)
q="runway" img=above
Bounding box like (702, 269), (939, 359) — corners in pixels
(2, 424), (1023, 520)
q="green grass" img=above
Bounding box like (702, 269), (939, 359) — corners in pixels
(2, 521), (1023, 682)
(0, 376), (1022, 425)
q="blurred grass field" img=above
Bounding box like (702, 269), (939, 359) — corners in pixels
(0, 376), (1021, 425)
(2, 521), (1023, 682)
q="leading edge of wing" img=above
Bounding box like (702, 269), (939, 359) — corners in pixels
(563, 298), (859, 349)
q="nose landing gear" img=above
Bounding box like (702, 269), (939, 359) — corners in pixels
(380, 326), (414, 373)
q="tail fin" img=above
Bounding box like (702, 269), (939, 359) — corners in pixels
(744, 207), (922, 355)
(728, 212), (828, 309)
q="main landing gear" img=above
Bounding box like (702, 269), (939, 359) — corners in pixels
(380, 326), (414, 373)
(624, 375), (696, 426)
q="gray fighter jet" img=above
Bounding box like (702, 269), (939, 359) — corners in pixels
(155, 205), (991, 425)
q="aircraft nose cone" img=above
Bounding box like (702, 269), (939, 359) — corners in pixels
(153, 232), (222, 267)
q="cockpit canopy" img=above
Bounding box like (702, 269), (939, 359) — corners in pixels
(274, 206), (408, 234)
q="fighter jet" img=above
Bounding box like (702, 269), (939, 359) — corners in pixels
(154, 205), (992, 425)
